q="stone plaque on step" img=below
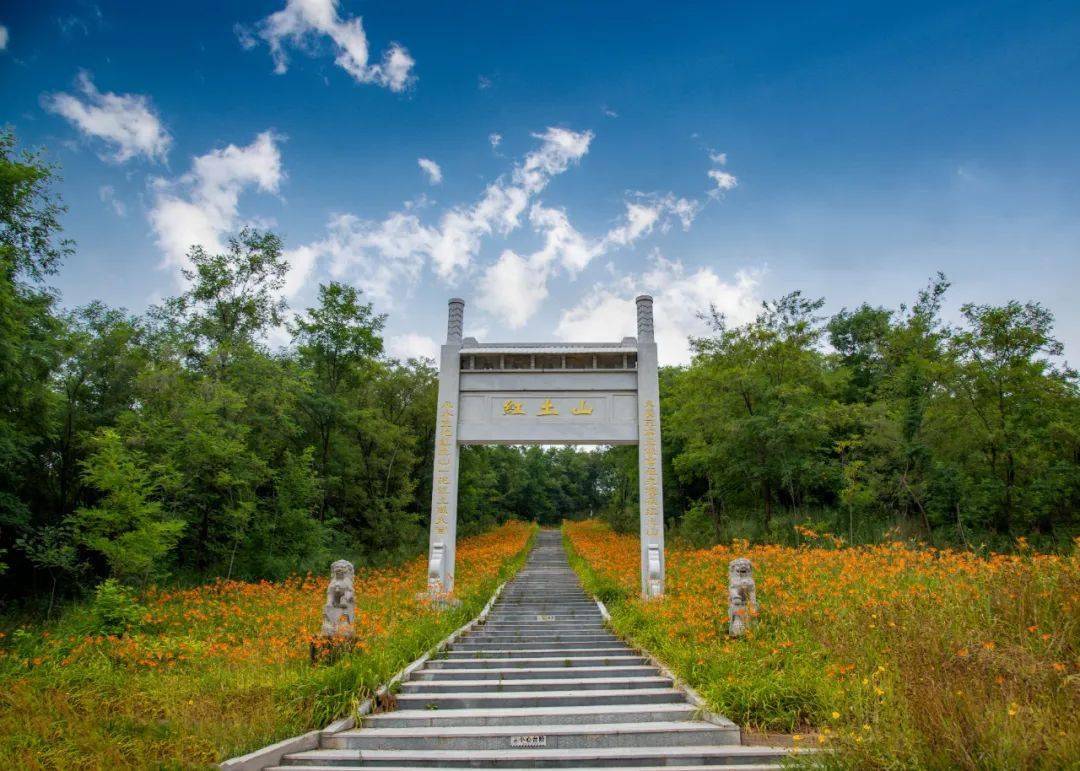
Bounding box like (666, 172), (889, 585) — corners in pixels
(510, 735), (547, 748)
(535, 614), (555, 621)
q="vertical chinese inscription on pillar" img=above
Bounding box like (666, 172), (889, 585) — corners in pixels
(433, 400), (455, 538)
(641, 399), (661, 542)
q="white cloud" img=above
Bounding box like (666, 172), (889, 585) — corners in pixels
(513, 127), (593, 195)
(311, 211), (431, 303)
(281, 243), (319, 299)
(246, 0), (415, 91)
(234, 22), (257, 49)
(556, 256), (762, 365)
(387, 332), (439, 361)
(41, 71), (171, 163)
(148, 131), (284, 275)
(708, 169), (738, 193)
(98, 185), (125, 217)
(489, 132), (502, 149)
(477, 248), (551, 329)
(478, 75), (493, 90)
(476, 193), (701, 328)
(0, 25), (9, 51)
(706, 150), (738, 197)
(417, 157), (442, 185)
(289, 127), (593, 304)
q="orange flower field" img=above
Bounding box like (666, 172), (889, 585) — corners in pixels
(564, 520), (1079, 769)
(0, 521), (534, 769)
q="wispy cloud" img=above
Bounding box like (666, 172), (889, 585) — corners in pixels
(417, 157), (442, 185)
(387, 332), (439, 362)
(284, 127), (594, 303)
(240, 0), (415, 91)
(98, 185), (126, 217)
(556, 255), (763, 364)
(0, 25), (9, 51)
(148, 131), (284, 276)
(707, 148), (737, 197)
(477, 193), (699, 328)
(41, 71), (171, 163)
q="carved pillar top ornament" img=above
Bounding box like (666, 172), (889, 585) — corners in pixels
(447, 297), (465, 344)
(635, 294), (655, 343)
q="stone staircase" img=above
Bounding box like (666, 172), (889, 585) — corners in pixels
(270, 531), (795, 769)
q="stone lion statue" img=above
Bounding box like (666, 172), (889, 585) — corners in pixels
(728, 557), (758, 637)
(321, 559), (356, 638)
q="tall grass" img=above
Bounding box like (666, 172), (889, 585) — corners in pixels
(565, 519), (1079, 769)
(0, 521), (535, 769)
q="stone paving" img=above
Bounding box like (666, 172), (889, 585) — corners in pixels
(271, 531), (795, 768)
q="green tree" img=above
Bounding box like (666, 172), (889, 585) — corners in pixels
(946, 300), (1078, 534)
(669, 292), (838, 535)
(53, 303), (145, 517)
(291, 282), (385, 521)
(0, 129), (69, 578)
(73, 429), (184, 584)
(15, 524), (82, 617)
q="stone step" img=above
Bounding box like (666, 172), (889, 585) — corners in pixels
(488, 604), (604, 613)
(424, 656), (648, 670)
(324, 720), (738, 751)
(411, 666), (658, 681)
(452, 641), (630, 652)
(400, 676), (673, 693)
(361, 703), (700, 728)
(473, 624), (608, 631)
(485, 615), (603, 622)
(478, 627), (608, 634)
(271, 766), (786, 771)
(251, 532), (799, 771)
(444, 648), (634, 660)
(461, 635), (620, 644)
(483, 617), (609, 621)
(496, 596), (595, 602)
(392, 687), (686, 710)
(478, 619), (602, 624)
(468, 628), (613, 636)
(278, 745), (794, 767)
(490, 605), (598, 611)
(497, 598), (595, 603)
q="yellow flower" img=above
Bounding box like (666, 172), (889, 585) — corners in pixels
(831, 711), (840, 720)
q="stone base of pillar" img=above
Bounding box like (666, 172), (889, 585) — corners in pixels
(416, 591), (462, 609)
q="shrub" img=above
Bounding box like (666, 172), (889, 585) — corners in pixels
(86, 578), (146, 636)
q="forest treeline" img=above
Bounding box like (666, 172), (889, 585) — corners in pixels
(602, 279), (1080, 549)
(2, 131), (1078, 611)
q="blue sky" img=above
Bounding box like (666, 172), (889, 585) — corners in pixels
(2, 0), (1078, 364)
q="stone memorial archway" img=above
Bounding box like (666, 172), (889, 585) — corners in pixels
(426, 296), (665, 599)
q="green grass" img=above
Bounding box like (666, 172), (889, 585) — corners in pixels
(0, 522), (535, 769)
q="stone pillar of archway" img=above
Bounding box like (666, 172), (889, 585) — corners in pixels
(636, 295), (666, 599)
(426, 298), (463, 596)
